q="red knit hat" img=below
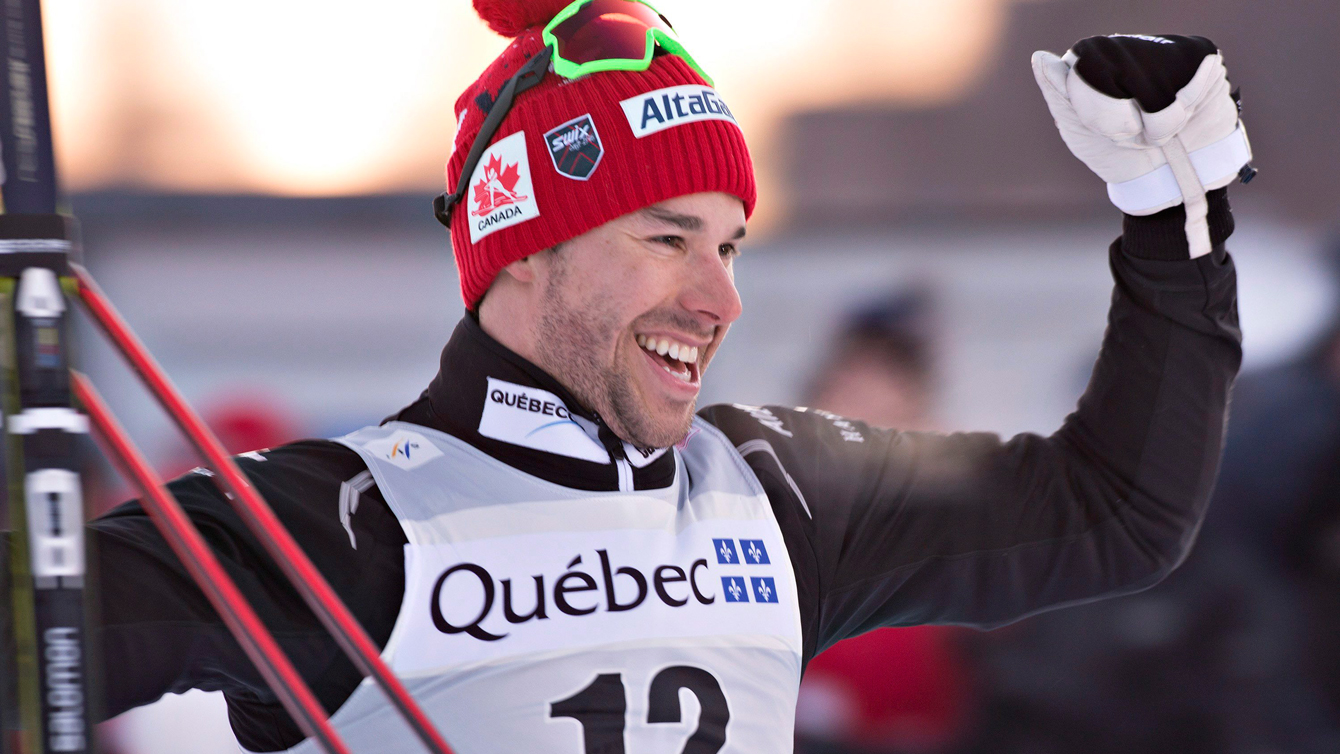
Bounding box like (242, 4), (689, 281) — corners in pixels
(448, 0), (757, 309)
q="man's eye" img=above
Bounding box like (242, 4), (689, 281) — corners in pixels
(653, 235), (685, 249)
(719, 243), (739, 259)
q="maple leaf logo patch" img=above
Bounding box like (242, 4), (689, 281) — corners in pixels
(465, 131), (540, 243)
(470, 154), (529, 216)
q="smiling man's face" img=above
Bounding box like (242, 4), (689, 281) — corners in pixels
(485, 191), (746, 448)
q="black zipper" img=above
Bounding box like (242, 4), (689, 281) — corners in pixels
(593, 416), (634, 492)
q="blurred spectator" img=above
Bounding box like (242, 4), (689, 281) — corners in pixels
(802, 290), (937, 433)
(795, 288), (979, 754)
(959, 245), (1340, 754)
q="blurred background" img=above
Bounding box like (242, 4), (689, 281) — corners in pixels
(16, 0), (1340, 751)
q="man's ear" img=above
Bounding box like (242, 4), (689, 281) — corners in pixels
(500, 254), (538, 284)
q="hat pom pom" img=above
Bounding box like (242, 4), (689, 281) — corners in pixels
(473, 0), (574, 37)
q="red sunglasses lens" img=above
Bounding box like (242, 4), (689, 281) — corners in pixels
(550, 0), (673, 66)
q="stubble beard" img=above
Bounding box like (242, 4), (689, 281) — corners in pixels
(533, 259), (694, 449)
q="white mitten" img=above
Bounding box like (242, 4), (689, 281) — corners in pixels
(1033, 34), (1253, 257)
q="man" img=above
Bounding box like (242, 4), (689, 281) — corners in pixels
(2, 1), (1247, 752)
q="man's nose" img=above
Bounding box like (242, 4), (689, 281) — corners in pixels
(680, 248), (743, 327)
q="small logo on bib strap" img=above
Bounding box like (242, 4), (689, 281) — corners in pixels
(363, 429), (444, 471)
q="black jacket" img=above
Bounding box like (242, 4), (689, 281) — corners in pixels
(2, 194), (1242, 751)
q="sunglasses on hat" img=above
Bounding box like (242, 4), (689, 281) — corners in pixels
(433, 0), (711, 227)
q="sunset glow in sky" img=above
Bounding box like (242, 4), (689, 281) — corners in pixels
(44, 0), (1019, 225)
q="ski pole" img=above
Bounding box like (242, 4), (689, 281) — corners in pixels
(1, 0), (448, 750)
(71, 264), (455, 754)
(1, 0), (95, 750)
(71, 372), (351, 754)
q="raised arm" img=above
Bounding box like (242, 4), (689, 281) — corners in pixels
(701, 34), (1247, 662)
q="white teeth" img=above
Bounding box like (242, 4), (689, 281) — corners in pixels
(637, 335), (700, 368)
(660, 363), (690, 382)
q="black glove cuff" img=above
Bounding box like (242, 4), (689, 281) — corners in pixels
(1121, 188), (1233, 261)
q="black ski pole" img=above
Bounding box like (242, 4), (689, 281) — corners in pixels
(1, 0), (95, 752)
(2, 527), (12, 754)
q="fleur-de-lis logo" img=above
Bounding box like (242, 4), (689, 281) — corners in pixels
(750, 576), (779, 604)
(719, 541), (735, 562)
(747, 542), (762, 562)
(728, 580), (743, 600)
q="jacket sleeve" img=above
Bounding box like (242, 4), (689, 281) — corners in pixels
(3, 440), (406, 752)
(700, 191), (1242, 662)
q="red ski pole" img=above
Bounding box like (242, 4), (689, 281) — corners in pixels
(71, 264), (454, 754)
(73, 372), (351, 754)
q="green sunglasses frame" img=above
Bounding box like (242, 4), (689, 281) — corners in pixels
(542, 0), (714, 85)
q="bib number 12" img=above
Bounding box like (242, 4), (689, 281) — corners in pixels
(549, 666), (729, 753)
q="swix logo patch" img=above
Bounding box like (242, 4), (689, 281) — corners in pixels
(363, 429), (444, 471)
(620, 85), (739, 139)
(467, 131), (540, 243)
(477, 377), (609, 463)
(544, 114), (604, 180)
